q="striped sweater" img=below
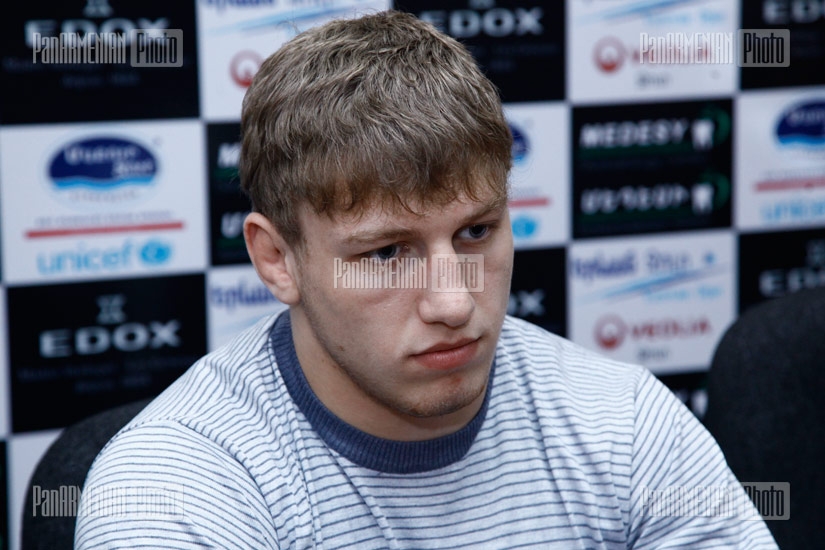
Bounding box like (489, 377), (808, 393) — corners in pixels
(75, 311), (777, 548)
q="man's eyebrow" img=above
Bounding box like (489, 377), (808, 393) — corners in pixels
(342, 199), (508, 246)
(458, 199), (508, 226)
(343, 227), (417, 246)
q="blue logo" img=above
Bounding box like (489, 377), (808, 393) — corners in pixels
(511, 215), (538, 238)
(776, 100), (825, 147)
(510, 123), (530, 166)
(36, 239), (172, 276)
(761, 199), (825, 223)
(210, 280), (279, 311)
(202, 0), (275, 10)
(575, 249), (726, 304)
(140, 240), (172, 265)
(48, 137), (158, 208)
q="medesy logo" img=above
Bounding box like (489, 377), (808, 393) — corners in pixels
(37, 239), (173, 276)
(594, 314), (712, 351)
(580, 171), (731, 217)
(47, 136), (158, 207)
(776, 100), (825, 147)
(577, 105), (730, 157)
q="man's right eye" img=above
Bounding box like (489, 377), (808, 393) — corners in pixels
(367, 244), (402, 262)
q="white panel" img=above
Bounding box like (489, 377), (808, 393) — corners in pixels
(568, 0), (738, 105)
(197, 0), (391, 121)
(0, 121), (208, 285)
(505, 102), (571, 249)
(207, 265), (286, 351)
(568, 230), (736, 374)
(736, 88), (825, 231)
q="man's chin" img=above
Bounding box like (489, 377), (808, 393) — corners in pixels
(393, 376), (488, 419)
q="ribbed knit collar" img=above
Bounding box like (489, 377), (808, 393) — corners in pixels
(270, 310), (493, 474)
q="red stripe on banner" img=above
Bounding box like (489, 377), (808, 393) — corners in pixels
(25, 222), (186, 238)
(509, 197), (551, 208)
(755, 178), (825, 192)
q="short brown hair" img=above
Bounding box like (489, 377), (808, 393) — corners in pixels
(239, 9), (513, 246)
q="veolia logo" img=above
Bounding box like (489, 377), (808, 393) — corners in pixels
(776, 100), (825, 147)
(47, 136), (158, 208)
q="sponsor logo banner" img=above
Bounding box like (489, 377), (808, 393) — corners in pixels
(505, 102), (569, 248)
(735, 90), (825, 230)
(404, 0), (565, 103)
(0, 441), (6, 549)
(741, 0), (825, 88)
(197, 0), (388, 120)
(0, 0), (199, 123)
(568, 0), (736, 104)
(509, 247), (566, 337)
(569, 231), (735, 373)
(207, 265), (286, 350)
(207, 122), (252, 265)
(7, 274), (207, 433)
(572, 99), (733, 238)
(739, 228), (825, 312)
(0, 288), (8, 437)
(0, 121), (207, 284)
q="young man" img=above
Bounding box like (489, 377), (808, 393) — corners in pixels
(75, 10), (777, 548)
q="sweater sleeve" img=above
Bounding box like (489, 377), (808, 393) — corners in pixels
(74, 421), (279, 549)
(626, 368), (778, 549)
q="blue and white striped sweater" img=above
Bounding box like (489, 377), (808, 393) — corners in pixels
(75, 311), (777, 548)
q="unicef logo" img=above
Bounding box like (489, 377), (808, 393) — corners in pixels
(140, 240), (172, 265)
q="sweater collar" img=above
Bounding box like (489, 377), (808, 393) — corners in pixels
(270, 310), (493, 474)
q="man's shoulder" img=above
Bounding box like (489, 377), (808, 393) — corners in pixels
(117, 311), (286, 443)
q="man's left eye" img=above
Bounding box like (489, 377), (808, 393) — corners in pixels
(367, 244), (402, 261)
(462, 224), (490, 239)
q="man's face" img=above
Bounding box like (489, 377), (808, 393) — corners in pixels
(289, 188), (513, 434)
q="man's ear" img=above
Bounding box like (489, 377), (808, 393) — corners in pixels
(244, 212), (301, 305)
